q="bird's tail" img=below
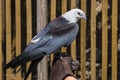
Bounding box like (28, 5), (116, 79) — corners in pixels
(24, 57), (43, 80)
(5, 53), (26, 69)
(5, 51), (45, 69)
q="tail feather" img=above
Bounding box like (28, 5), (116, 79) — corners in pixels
(5, 51), (45, 69)
(5, 53), (26, 69)
(24, 57), (43, 80)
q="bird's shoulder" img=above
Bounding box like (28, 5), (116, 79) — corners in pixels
(47, 22), (79, 36)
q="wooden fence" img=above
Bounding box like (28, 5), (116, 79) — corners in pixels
(0, 0), (119, 80)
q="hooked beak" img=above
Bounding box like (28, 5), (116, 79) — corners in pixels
(82, 14), (87, 20)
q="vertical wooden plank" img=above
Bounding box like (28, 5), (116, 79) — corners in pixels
(15, 0), (21, 57)
(6, 0), (12, 79)
(71, 0), (76, 60)
(80, 0), (86, 79)
(0, 0), (2, 79)
(26, 0), (32, 44)
(26, 0), (32, 79)
(37, 0), (48, 80)
(71, 0), (76, 8)
(50, 0), (56, 21)
(112, 0), (118, 80)
(50, 0), (56, 63)
(102, 0), (108, 80)
(61, 0), (67, 53)
(15, 0), (22, 79)
(61, 0), (67, 13)
(90, 0), (96, 80)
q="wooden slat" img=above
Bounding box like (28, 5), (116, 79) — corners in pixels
(50, 0), (56, 21)
(50, 0), (56, 63)
(37, 0), (48, 80)
(15, 0), (21, 57)
(102, 0), (108, 80)
(6, 0), (12, 79)
(80, 0), (86, 79)
(61, 0), (67, 53)
(26, 0), (32, 44)
(15, 0), (21, 59)
(15, 0), (21, 79)
(61, 0), (67, 13)
(0, 0), (2, 79)
(71, 0), (76, 60)
(112, 0), (118, 80)
(71, 0), (76, 8)
(71, 40), (76, 60)
(26, 0), (32, 79)
(90, 0), (96, 80)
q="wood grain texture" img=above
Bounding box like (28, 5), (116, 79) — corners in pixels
(26, 0), (32, 44)
(61, 0), (67, 13)
(15, 0), (22, 79)
(112, 0), (118, 80)
(102, 0), (108, 80)
(6, 0), (12, 79)
(50, 0), (56, 21)
(90, 0), (96, 80)
(15, 0), (21, 56)
(80, 0), (86, 79)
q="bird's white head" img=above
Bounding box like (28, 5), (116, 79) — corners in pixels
(62, 8), (86, 23)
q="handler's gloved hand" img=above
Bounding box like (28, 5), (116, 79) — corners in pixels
(50, 53), (79, 80)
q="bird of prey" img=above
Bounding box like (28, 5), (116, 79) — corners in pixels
(6, 8), (86, 79)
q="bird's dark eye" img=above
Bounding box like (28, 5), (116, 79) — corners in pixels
(77, 12), (81, 16)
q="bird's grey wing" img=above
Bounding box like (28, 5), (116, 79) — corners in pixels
(39, 23), (79, 54)
(24, 34), (51, 52)
(24, 16), (71, 52)
(47, 23), (79, 46)
(24, 23), (79, 54)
